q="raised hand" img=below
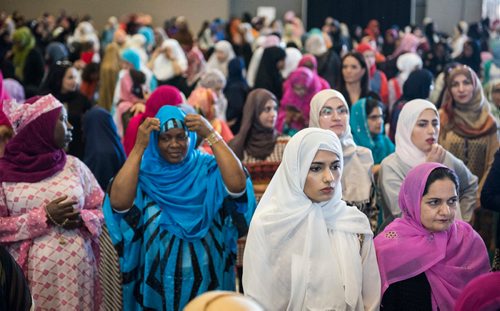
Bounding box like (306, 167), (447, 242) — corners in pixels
(184, 114), (214, 139)
(426, 144), (446, 164)
(135, 117), (160, 150)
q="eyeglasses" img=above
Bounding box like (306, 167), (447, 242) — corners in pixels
(319, 106), (349, 118)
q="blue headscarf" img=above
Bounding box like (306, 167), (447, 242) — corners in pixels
(120, 48), (141, 70)
(83, 107), (126, 190)
(138, 26), (155, 49)
(138, 106), (228, 240)
(350, 98), (394, 164)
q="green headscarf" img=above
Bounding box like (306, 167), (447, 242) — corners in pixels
(12, 27), (36, 81)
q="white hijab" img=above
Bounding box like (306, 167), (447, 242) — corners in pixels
(309, 89), (374, 204)
(396, 52), (423, 83)
(206, 40), (235, 77)
(243, 128), (372, 310)
(281, 47), (303, 79)
(152, 39), (188, 81)
(395, 99), (438, 167)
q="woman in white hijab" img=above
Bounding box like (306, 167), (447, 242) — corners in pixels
(243, 127), (380, 311)
(206, 40), (235, 78)
(387, 52), (423, 109)
(149, 39), (188, 84)
(309, 89), (377, 231)
(378, 99), (478, 223)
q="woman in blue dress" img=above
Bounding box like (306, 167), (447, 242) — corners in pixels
(103, 105), (255, 310)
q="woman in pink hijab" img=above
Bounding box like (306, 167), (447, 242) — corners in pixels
(298, 54), (330, 89)
(375, 162), (490, 311)
(0, 71), (12, 157)
(276, 67), (323, 135)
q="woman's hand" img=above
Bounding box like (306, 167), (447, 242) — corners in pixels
(45, 195), (81, 228)
(426, 144), (446, 163)
(185, 114), (214, 139)
(130, 102), (146, 116)
(135, 117), (160, 150)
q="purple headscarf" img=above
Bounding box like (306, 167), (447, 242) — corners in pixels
(375, 162), (490, 311)
(0, 95), (67, 183)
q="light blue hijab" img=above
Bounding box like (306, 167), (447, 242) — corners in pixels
(138, 105), (228, 240)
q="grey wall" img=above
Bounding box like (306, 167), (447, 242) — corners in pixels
(425, 0), (482, 35)
(2, 0), (229, 35)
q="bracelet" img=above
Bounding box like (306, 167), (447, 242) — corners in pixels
(44, 205), (68, 227)
(205, 131), (222, 147)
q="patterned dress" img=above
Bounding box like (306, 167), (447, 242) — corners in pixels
(0, 156), (104, 311)
(243, 135), (289, 202)
(103, 180), (255, 311)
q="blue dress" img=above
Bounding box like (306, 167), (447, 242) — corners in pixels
(103, 106), (256, 310)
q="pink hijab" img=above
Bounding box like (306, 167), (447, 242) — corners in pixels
(298, 54), (330, 89)
(375, 162), (490, 310)
(123, 85), (183, 155)
(0, 71), (11, 127)
(276, 67), (323, 132)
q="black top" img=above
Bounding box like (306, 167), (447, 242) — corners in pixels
(481, 148), (500, 248)
(0, 245), (32, 311)
(381, 272), (433, 311)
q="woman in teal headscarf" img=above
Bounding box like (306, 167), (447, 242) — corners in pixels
(103, 106), (255, 310)
(350, 97), (394, 168)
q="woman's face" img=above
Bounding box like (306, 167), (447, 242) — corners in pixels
(215, 49), (227, 62)
(450, 74), (474, 105)
(292, 83), (307, 97)
(276, 59), (286, 71)
(61, 67), (78, 93)
(158, 128), (189, 164)
(411, 109), (439, 154)
(491, 84), (500, 108)
(342, 56), (365, 84)
(318, 97), (349, 137)
(420, 178), (457, 232)
(362, 50), (376, 69)
(463, 44), (473, 57)
(53, 107), (73, 149)
(258, 99), (278, 129)
(367, 106), (384, 135)
(303, 150), (341, 203)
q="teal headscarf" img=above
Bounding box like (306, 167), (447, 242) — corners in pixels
(137, 105), (228, 240)
(350, 98), (394, 164)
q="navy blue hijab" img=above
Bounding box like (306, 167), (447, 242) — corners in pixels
(83, 106), (126, 190)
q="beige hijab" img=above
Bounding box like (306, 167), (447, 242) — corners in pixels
(309, 89), (374, 204)
(441, 65), (497, 138)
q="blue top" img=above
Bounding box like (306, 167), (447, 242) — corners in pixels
(103, 106), (256, 310)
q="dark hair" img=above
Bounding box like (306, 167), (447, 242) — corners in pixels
(39, 62), (73, 96)
(339, 51), (369, 107)
(365, 96), (384, 117)
(423, 167), (459, 196)
(81, 62), (100, 82)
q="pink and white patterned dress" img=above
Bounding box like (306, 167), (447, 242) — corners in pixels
(0, 156), (104, 311)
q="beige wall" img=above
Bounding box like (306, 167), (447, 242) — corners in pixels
(2, 0), (229, 35)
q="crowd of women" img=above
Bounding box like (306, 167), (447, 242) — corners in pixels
(0, 8), (500, 311)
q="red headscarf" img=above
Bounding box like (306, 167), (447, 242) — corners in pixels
(123, 85), (183, 155)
